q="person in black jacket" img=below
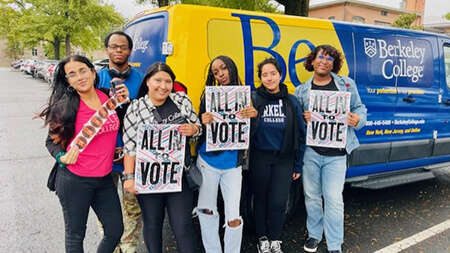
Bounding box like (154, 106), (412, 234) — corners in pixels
(250, 58), (306, 253)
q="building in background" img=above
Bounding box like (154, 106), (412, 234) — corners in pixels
(424, 16), (450, 36)
(1, 41), (107, 67)
(308, 0), (424, 27)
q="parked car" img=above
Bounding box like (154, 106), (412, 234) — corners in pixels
(46, 63), (57, 85)
(21, 59), (35, 74)
(11, 59), (24, 69)
(37, 60), (58, 80)
(93, 58), (109, 71)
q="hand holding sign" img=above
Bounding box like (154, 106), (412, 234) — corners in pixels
(239, 106), (258, 118)
(347, 112), (360, 127)
(201, 112), (214, 125)
(60, 146), (80, 165)
(178, 123), (199, 136)
(303, 110), (312, 122)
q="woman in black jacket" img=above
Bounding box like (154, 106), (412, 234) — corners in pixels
(250, 58), (306, 253)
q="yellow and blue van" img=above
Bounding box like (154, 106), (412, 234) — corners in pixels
(124, 4), (450, 190)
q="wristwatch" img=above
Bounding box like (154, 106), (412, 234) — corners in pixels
(123, 173), (135, 181)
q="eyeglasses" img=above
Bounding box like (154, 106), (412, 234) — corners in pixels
(66, 68), (92, 81)
(317, 54), (334, 62)
(108, 44), (129, 51)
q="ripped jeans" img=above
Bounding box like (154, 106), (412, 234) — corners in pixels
(196, 154), (243, 253)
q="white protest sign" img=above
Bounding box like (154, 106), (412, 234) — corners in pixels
(135, 124), (186, 194)
(205, 86), (251, 151)
(307, 90), (350, 148)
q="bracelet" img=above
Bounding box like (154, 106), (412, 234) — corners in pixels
(55, 152), (66, 168)
(123, 173), (135, 181)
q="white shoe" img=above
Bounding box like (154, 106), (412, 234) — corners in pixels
(270, 240), (283, 253)
(257, 236), (271, 253)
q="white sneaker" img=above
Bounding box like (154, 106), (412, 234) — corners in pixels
(270, 240), (283, 253)
(257, 236), (271, 253)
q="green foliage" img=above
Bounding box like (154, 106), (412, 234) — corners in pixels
(391, 13), (423, 30)
(445, 12), (450, 20)
(0, 0), (124, 59)
(274, 0), (309, 16)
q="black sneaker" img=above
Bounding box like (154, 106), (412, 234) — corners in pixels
(303, 237), (321, 252)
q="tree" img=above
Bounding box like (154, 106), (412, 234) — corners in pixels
(134, 0), (279, 12)
(274, 0), (309, 16)
(0, 0), (123, 60)
(391, 13), (423, 30)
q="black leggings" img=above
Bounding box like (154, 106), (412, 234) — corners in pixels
(56, 166), (124, 253)
(137, 176), (197, 253)
(249, 149), (294, 241)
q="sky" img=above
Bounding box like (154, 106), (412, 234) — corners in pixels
(108, 0), (449, 19)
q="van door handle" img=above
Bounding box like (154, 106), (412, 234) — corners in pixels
(402, 96), (415, 103)
(443, 100), (450, 106)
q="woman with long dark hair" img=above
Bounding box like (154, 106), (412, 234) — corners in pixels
(196, 55), (257, 253)
(122, 62), (201, 253)
(39, 55), (125, 252)
(250, 58), (306, 253)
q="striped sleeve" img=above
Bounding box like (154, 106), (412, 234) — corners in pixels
(123, 100), (138, 157)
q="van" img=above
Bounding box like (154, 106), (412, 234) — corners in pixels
(123, 4), (450, 217)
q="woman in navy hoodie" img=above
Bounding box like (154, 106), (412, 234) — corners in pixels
(250, 58), (306, 253)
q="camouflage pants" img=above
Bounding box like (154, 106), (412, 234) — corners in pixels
(99, 172), (143, 253)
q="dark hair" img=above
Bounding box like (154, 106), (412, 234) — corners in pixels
(257, 58), (282, 79)
(200, 55), (242, 102)
(104, 31), (133, 50)
(137, 62), (176, 98)
(304, 44), (343, 74)
(38, 55), (99, 148)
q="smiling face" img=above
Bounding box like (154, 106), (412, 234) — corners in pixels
(312, 49), (334, 77)
(211, 58), (230, 85)
(147, 71), (173, 106)
(260, 63), (281, 94)
(64, 60), (95, 94)
(106, 34), (131, 67)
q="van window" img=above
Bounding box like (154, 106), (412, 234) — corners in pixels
(395, 37), (434, 88)
(445, 45), (450, 89)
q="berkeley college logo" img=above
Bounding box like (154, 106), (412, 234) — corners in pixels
(364, 38), (376, 58)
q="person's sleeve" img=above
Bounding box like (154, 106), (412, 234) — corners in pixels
(45, 130), (65, 158)
(181, 93), (202, 142)
(348, 79), (367, 130)
(294, 86), (305, 108)
(122, 101), (138, 157)
(294, 99), (307, 174)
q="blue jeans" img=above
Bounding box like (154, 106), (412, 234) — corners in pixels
(302, 147), (347, 251)
(196, 154), (243, 253)
(56, 166), (124, 253)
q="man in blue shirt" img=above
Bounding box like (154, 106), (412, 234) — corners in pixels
(97, 31), (143, 253)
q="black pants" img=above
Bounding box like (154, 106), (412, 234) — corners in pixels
(56, 166), (124, 253)
(137, 176), (197, 253)
(249, 149), (294, 241)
